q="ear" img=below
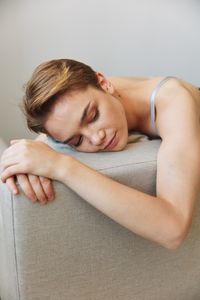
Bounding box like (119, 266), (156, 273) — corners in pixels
(95, 72), (114, 94)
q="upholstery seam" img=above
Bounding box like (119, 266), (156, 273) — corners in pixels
(97, 159), (157, 171)
(11, 193), (21, 300)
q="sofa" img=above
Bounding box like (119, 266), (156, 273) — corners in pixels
(0, 133), (200, 300)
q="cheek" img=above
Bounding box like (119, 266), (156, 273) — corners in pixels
(78, 146), (98, 153)
(110, 100), (126, 121)
(102, 104), (121, 125)
(111, 107), (127, 130)
(78, 140), (99, 153)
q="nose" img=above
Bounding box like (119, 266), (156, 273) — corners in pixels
(89, 129), (106, 146)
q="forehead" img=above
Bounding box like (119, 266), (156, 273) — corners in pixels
(44, 88), (93, 141)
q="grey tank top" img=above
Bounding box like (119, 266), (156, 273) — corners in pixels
(150, 76), (176, 137)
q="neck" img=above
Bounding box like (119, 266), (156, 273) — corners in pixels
(112, 88), (147, 132)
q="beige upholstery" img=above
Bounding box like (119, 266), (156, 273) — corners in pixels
(0, 134), (200, 300)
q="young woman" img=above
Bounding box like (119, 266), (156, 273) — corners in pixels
(1, 59), (200, 250)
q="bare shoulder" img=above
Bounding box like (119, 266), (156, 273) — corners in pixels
(154, 77), (200, 140)
(110, 76), (200, 138)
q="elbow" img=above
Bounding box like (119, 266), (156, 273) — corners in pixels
(162, 218), (191, 251)
(164, 235), (186, 251)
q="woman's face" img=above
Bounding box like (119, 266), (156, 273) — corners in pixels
(44, 81), (129, 153)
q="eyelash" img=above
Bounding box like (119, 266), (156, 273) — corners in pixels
(75, 108), (100, 147)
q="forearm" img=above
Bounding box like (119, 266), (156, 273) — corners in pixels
(59, 155), (183, 249)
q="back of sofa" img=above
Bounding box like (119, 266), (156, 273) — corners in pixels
(0, 137), (200, 300)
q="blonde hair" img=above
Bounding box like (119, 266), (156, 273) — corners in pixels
(22, 58), (101, 133)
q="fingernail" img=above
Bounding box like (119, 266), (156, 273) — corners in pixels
(13, 189), (18, 195)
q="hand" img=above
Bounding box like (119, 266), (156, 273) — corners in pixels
(5, 174), (55, 205)
(0, 139), (65, 182)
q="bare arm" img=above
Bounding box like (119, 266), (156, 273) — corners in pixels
(155, 83), (200, 233)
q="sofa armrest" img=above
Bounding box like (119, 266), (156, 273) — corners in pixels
(1, 136), (200, 300)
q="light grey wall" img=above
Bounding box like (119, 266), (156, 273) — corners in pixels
(0, 0), (199, 143)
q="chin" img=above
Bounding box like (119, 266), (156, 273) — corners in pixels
(117, 143), (127, 151)
(114, 138), (128, 152)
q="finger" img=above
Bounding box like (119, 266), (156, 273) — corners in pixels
(17, 174), (38, 203)
(5, 177), (19, 195)
(28, 174), (48, 204)
(39, 176), (55, 201)
(1, 165), (23, 182)
(0, 155), (19, 172)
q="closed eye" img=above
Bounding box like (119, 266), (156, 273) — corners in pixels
(73, 108), (100, 148)
(91, 108), (99, 123)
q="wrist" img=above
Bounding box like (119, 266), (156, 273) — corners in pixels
(54, 154), (74, 183)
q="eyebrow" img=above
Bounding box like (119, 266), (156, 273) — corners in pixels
(62, 101), (91, 144)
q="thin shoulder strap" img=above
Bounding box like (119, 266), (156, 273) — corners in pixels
(150, 76), (176, 136)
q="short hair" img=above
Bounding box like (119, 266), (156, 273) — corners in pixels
(22, 58), (102, 134)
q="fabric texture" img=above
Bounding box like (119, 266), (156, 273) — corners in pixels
(0, 134), (200, 300)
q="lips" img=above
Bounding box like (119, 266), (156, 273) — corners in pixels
(104, 132), (117, 150)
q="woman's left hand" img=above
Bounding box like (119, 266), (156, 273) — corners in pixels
(0, 139), (64, 182)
